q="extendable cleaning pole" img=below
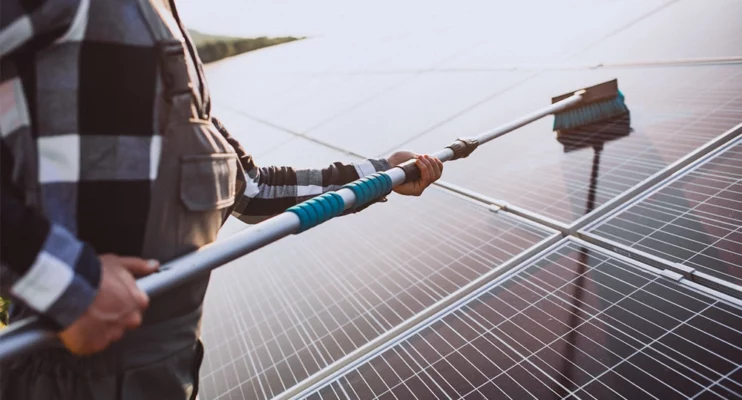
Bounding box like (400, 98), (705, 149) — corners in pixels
(0, 84), (601, 363)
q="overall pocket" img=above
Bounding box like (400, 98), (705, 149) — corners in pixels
(180, 153), (238, 211)
(178, 152), (239, 249)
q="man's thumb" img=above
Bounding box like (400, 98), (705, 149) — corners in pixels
(118, 257), (159, 277)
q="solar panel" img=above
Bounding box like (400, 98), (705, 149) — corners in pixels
(434, 0), (674, 70)
(403, 65), (742, 225)
(305, 239), (742, 400)
(198, 188), (558, 400)
(568, 0), (742, 66)
(208, 106), (295, 158)
(303, 71), (534, 157)
(583, 136), (742, 291)
(190, 4), (742, 400)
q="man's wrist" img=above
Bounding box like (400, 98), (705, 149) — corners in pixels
(10, 224), (102, 330)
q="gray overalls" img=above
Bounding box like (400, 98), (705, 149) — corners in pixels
(0, 1), (245, 399)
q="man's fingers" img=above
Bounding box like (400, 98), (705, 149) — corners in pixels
(118, 257), (159, 276)
(134, 287), (150, 310)
(429, 156), (442, 180)
(421, 156), (435, 186)
(107, 326), (126, 343)
(415, 156), (431, 186)
(122, 310), (143, 330)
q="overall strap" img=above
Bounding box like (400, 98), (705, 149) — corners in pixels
(136, 0), (201, 122)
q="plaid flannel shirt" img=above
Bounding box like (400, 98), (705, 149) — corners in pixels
(0, 0), (390, 329)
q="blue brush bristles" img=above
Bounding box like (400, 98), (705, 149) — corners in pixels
(553, 90), (629, 132)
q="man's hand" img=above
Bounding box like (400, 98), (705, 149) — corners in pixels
(58, 255), (158, 355)
(387, 151), (444, 196)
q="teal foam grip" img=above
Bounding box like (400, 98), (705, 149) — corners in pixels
(287, 192), (345, 233)
(344, 172), (393, 211)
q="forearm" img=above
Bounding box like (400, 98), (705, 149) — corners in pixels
(232, 158), (390, 224)
(211, 115), (391, 224)
(1, 144), (100, 329)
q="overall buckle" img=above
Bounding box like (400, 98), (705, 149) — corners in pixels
(157, 40), (195, 100)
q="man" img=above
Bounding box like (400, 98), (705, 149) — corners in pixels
(0, 0), (443, 399)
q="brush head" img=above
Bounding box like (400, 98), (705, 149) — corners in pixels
(552, 79), (630, 132)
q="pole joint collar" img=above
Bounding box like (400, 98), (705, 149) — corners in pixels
(446, 138), (479, 160)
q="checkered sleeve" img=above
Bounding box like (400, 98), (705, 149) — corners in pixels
(211, 116), (391, 225)
(1, 141), (100, 332)
(232, 158), (391, 224)
(0, 0), (83, 57)
(1, 184), (102, 329)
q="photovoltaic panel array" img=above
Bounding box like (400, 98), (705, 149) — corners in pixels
(587, 137), (742, 288)
(190, 3), (742, 400)
(197, 188), (557, 400)
(403, 65), (742, 224)
(307, 239), (742, 400)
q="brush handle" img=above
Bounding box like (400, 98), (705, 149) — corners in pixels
(400, 159), (421, 183)
(0, 91), (586, 364)
(397, 92), (583, 184)
(399, 138), (479, 183)
(478, 92), (583, 144)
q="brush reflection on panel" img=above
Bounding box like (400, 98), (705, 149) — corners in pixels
(556, 113), (633, 220)
(590, 139), (742, 286)
(553, 114), (632, 394)
(309, 240), (742, 399)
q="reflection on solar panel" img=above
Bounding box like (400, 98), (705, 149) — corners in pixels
(586, 137), (742, 289)
(307, 239), (742, 400)
(197, 188), (557, 400)
(405, 65), (742, 224)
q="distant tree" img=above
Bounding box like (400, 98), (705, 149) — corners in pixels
(188, 30), (302, 64)
(0, 298), (9, 327)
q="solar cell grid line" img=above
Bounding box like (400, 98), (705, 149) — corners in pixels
(235, 223), (548, 398)
(225, 209), (552, 396)
(205, 195), (548, 354)
(305, 239), (742, 400)
(222, 273), (276, 400)
(201, 192), (492, 342)
(215, 205), (552, 398)
(494, 248), (742, 398)
(512, 254), (742, 377)
(225, 285), (273, 400)
(205, 195), (547, 356)
(296, 225), (740, 400)
(586, 136), (742, 290)
(198, 188), (556, 399)
(340, 244), (740, 400)
(429, 257), (671, 399)
(528, 258), (742, 398)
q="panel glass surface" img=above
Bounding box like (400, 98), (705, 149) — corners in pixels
(438, 0), (673, 69)
(589, 138), (742, 286)
(404, 65), (742, 224)
(567, 0), (742, 66)
(199, 189), (555, 400)
(208, 106), (295, 158)
(306, 71), (533, 156)
(309, 240), (742, 400)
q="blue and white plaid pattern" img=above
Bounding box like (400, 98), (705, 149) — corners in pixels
(0, 0), (389, 329)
